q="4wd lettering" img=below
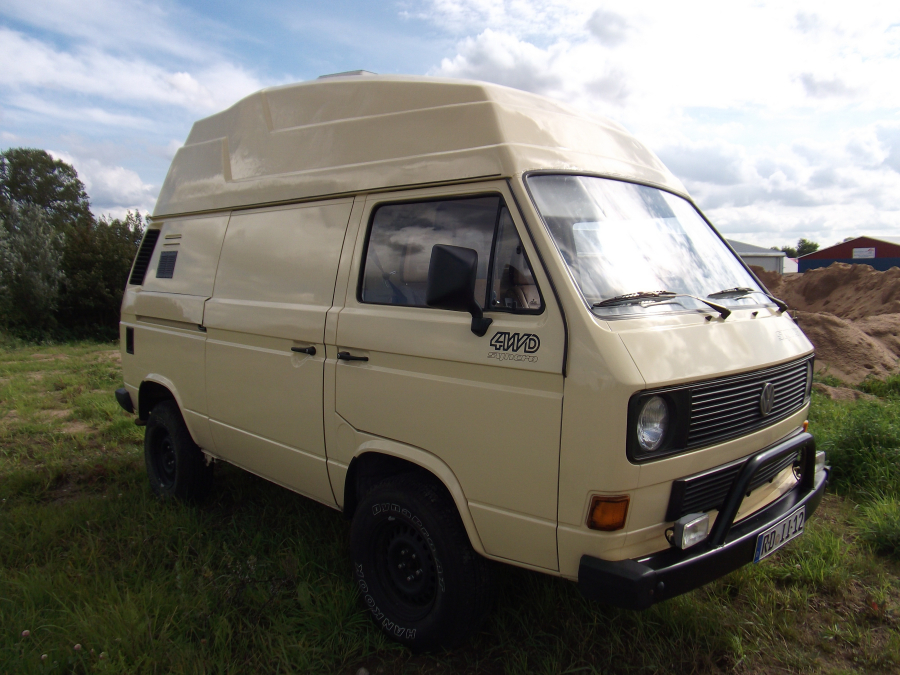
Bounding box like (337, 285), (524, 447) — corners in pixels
(489, 332), (540, 354)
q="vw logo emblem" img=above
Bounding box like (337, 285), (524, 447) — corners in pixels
(760, 382), (775, 416)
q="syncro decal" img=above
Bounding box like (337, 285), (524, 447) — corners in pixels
(488, 331), (540, 363)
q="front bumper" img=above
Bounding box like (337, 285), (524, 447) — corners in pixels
(579, 432), (827, 610)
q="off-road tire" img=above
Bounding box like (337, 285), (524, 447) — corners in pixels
(144, 400), (213, 502)
(350, 473), (493, 652)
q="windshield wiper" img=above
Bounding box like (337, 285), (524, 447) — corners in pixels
(707, 286), (788, 313)
(592, 290), (731, 319)
(591, 290), (676, 307)
(707, 286), (755, 299)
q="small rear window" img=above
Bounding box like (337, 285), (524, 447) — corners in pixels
(156, 251), (178, 279)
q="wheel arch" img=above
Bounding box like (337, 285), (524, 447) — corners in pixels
(343, 440), (487, 558)
(137, 375), (181, 421)
(137, 375), (210, 449)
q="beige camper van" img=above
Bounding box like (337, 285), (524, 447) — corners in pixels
(116, 74), (828, 650)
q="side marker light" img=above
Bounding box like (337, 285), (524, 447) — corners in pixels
(587, 495), (630, 531)
(803, 420), (809, 433)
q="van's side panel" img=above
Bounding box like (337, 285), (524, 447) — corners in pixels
(204, 198), (354, 506)
(121, 214), (230, 449)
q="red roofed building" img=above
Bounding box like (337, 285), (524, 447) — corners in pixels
(798, 236), (900, 272)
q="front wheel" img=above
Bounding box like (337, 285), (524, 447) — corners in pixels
(350, 473), (493, 651)
(144, 400), (213, 501)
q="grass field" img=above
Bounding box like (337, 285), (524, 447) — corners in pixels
(2, 342), (900, 674)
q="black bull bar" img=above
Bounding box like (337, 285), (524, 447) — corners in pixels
(578, 432), (827, 610)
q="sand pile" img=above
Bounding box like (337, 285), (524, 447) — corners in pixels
(751, 263), (900, 384)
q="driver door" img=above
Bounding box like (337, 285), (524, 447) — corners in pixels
(331, 181), (566, 571)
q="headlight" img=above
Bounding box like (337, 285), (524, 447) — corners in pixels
(637, 395), (669, 452)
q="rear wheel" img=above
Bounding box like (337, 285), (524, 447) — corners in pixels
(144, 400), (213, 501)
(350, 473), (493, 651)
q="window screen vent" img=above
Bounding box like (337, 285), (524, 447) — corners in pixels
(156, 251), (178, 279)
(129, 229), (161, 285)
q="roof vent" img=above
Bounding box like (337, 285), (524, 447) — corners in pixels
(317, 70), (377, 79)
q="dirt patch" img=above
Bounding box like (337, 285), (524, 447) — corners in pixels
(60, 423), (93, 434)
(59, 421), (94, 434)
(38, 409), (72, 421)
(29, 353), (69, 361)
(753, 263), (900, 384)
(97, 349), (121, 362)
(26, 369), (64, 382)
(795, 312), (899, 384)
(765, 263), (900, 321)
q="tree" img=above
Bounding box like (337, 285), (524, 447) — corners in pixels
(796, 238), (820, 256)
(776, 238), (820, 258)
(0, 148), (93, 231)
(0, 202), (65, 338)
(57, 211), (144, 339)
(0, 148), (146, 340)
(778, 244), (797, 258)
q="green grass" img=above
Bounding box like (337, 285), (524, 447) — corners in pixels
(858, 373), (900, 399)
(2, 343), (900, 673)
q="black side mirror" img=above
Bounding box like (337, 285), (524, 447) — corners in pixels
(426, 244), (493, 337)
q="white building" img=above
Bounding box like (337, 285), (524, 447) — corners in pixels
(726, 239), (790, 274)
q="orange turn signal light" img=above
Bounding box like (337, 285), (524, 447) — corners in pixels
(587, 495), (630, 531)
(803, 420), (809, 433)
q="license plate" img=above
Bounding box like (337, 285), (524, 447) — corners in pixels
(753, 506), (806, 562)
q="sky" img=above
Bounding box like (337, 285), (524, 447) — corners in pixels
(1, 0), (899, 249)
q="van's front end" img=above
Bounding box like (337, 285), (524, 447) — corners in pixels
(520, 172), (828, 610)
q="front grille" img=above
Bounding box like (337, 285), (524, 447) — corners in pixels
(666, 446), (800, 521)
(686, 358), (810, 449)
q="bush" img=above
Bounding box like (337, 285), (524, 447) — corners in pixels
(57, 212), (144, 340)
(0, 202), (65, 339)
(858, 373), (900, 399)
(859, 495), (900, 559)
(0, 148), (142, 341)
(814, 399), (900, 498)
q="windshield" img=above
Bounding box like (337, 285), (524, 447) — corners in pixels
(527, 174), (770, 317)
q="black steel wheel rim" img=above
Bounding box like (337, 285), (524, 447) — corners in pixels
(151, 429), (177, 488)
(373, 518), (437, 620)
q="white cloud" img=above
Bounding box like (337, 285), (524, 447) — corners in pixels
(434, 30), (565, 95)
(0, 27), (262, 116)
(51, 151), (157, 218)
(798, 73), (858, 99)
(7, 93), (152, 129)
(586, 8), (630, 47)
(402, 0), (594, 39)
(419, 0), (900, 246)
(1, 0), (216, 61)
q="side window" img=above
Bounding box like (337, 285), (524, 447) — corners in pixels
(489, 207), (542, 312)
(359, 195), (542, 313)
(361, 196), (499, 307)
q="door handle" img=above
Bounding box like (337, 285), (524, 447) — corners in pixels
(291, 346), (316, 356)
(337, 351), (368, 362)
